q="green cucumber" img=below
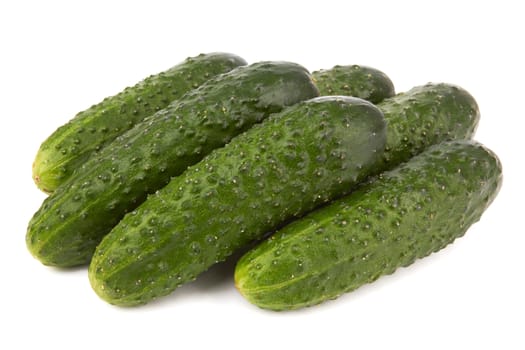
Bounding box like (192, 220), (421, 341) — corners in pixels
(234, 140), (503, 310)
(33, 52), (247, 193)
(88, 96), (387, 306)
(87, 81), (481, 306)
(26, 61), (319, 267)
(312, 65), (395, 103)
(378, 83), (479, 168)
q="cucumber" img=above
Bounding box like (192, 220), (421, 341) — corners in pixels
(312, 65), (395, 103)
(26, 61), (319, 267)
(32, 52), (247, 193)
(87, 81), (481, 306)
(88, 96), (387, 306)
(234, 140), (503, 310)
(378, 83), (479, 168)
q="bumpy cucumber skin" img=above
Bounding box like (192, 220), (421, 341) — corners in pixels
(88, 96), (387, 306)
(233, 83), (482, 311)
(27, 61), (319, 267)
(235, 140), (503, 311)
(312, 65), (395, 104)
(33, 52), (247, 193)
(378, 83), (479, 168)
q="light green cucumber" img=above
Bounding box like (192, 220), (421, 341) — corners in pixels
(88, 96), (387, 306)
(235, 140), (502, 310)
(312, 64), (395, 103)
(27, 61), (319, 267)
(33, 52), (247, 193)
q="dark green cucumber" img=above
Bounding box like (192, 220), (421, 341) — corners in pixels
(87, 81), (480, 306)
(33, 52), (247, 193)
(235, 140), (503, 310)
(88, 96), (387, 306)
(312, 65), (395, 103)
(27, 61), (319, 267)
(231, 82), (480, 310)
(377, 83), (479, 168)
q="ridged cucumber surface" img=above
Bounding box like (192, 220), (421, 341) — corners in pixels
(88, 96), (387, 306)
(235, 140), (503, 310)
(33, 52), (247, 193)
(312, 65), (395, 103)
(27, 61), (319, 267)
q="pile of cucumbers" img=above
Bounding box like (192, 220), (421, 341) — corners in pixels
(27, 52), (502, 310)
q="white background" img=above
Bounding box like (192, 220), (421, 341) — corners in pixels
(1, 0), (523, 349)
